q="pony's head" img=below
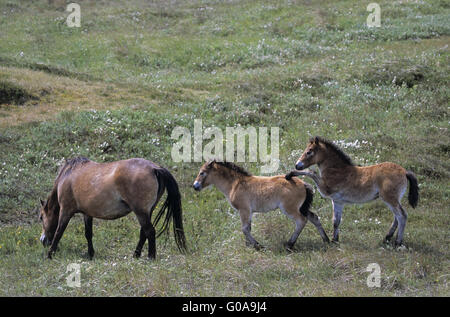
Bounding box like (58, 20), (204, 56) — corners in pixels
(295, 136), (326, 170)
(296, 136), (354, 170)
(39, 196), (59, 246)
(193, 160), (251, 191)
(193, 160), (216, 191)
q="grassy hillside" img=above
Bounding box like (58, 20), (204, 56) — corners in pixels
(0, 0), (448, 296)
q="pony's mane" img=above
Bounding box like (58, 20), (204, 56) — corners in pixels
(312, 136), (354, 166)
(44, 186), (60, 215)
(213, 161), (252, 177)
(46, 157), (90, 213)
(55, 156), (90, 184)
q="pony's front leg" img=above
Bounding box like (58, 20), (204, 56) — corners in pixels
(331, 201), (344, 243)
(48, 211), (73, 259)
(285, 170), (321, 187)
(285, 170), (330, 198)
(239, 209), (262, 250)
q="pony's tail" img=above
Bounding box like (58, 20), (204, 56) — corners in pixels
(299, 183), (314, 217)
(406, 171), (419, 208)
(153, 167), (187, 253)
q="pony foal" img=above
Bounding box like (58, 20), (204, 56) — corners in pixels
(286, 136), (419, 246)
(193, 160), (330, 250)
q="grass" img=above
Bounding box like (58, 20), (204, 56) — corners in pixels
(0, 0), (449, 296)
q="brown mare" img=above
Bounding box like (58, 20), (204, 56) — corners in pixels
(286, 136), (419, 246)
(193, 160), (330, 250)
(39, 157), (186, 259)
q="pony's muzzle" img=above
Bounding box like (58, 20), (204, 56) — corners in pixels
(40, 233), (51, 246)
(193, 181), (202, 191)
(295, 161), (305, 170)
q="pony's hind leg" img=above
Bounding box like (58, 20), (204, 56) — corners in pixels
(132, 196), (159, 259)
(134, 211), (156, 259)
(381, 182), (408, 246)
(381, 179), (408, 247)
(280, 202), (308, 251)
(395, 205), (408, 246)
(307, 211), (330, 243)
(383, 200), (407, 246)
(145, 223), (156, 259)
(83, 215), (95, 259)
(384, 217), (398, 243)
(134, 226), (147, 258)
(284, 214), (307, 251)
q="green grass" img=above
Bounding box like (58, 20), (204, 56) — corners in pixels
(0, 0), (449, 296)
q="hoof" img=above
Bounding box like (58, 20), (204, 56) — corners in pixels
(133, 251), (141, 258)
(245, 240), (264, 250)
(383, 235), (393, 244)
(283, 242), (295, 252)
(254, 243), (264, 251)
(395, 244), (408, 251)
(87, 248), (95, 260)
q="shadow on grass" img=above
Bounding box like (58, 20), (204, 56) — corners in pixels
(268, 239), (332, 255)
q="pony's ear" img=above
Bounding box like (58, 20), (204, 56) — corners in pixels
(207, 159), (215, 167)
(314, 136), (319, 145)
(40, 199), (45, 207)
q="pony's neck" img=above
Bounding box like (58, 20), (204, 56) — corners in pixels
(47, 186), (60, 215)
(212, 170), (242, 198)
(317, 151), (352, 172)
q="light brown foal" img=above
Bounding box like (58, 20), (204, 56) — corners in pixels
(193, 160), (329, 250)
(286, 136), (419, 246)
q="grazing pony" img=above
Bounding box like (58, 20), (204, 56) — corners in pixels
(39, 157), (187, 259)
(286, 136), (419, 246)
(193, 160), (329, 250)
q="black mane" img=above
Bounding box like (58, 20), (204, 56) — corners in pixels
(213, 161), (252, 176)
(312, 136), (354, 166)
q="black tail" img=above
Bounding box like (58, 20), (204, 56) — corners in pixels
(406, 171), (419, 208)
(300, 183), (314, 217)
(153, 167), (187, 253)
